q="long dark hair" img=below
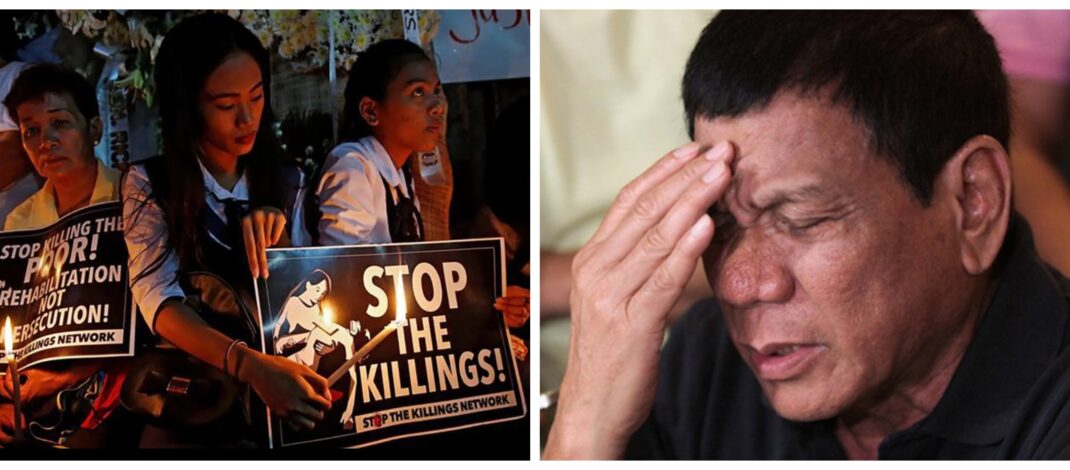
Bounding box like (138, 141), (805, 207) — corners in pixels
(340, 39), (432, 142)
(134, 13), (285, 271)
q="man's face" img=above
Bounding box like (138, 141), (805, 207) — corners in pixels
(696, 92), (972, 421)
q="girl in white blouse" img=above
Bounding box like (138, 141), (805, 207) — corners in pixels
(122, 14), (327, 444)
(316, 39), (446, 245)
(316, 40), (531, 362)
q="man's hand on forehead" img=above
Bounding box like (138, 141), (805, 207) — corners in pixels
(545, 140), (736, 459)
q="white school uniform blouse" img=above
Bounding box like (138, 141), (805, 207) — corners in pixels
(317, 135), (420, 245)
(122, 159), (308, 333)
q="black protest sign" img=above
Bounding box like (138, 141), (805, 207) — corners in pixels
(255, 238), (526, 449)
(0, 202), (134, 370)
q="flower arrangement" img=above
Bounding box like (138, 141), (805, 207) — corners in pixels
(9, 10), (441, 108)
(231, 10), (440, 73)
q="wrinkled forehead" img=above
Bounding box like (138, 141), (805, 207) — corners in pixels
(17, 92), (82, 123)
(693, 93), (877, 209)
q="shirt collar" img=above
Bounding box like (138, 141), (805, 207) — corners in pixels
(909, 213), (1068, 446)
(361, 136), (409, 198)
(196, 155), (249, 201)
(18, 159), (118, 229)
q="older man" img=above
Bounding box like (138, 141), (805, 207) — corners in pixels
(544, 12), (1070, 460)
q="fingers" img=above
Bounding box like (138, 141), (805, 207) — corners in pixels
(0, 373), (10, 400)
(506, 285), (530, 297)
(0, 405), (12, 445)
(607, 156), (732, 299)
(495, 304), (529, 328)
(285, 414), (317, 431)
(591, 143), (733, 272)
(590, 142), (703, 244)
(509, 335), (528, 361)
(254, 211), (269, 279)
(627, 215), (715, 325)
(495, 291), (530, 328)
(270, 212), (286, 246)
(302, 370), (333, 407)
(242, 216), (259, 279)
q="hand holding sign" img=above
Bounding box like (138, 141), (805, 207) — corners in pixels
(494, 285), (530, 328)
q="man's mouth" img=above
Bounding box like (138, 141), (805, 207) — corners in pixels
(748, 342), (826, 381)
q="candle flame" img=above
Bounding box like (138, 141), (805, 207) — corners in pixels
(3, 317), (12, 358)
(394, 276), (407, 323)
(321, 303), (334, 325)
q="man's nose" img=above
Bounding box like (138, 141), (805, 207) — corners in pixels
(715, 230), (794, 308)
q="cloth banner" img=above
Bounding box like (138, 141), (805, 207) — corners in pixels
(432, 10), (530, 83)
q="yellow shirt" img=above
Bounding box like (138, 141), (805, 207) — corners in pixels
(3, 159), (121, 231)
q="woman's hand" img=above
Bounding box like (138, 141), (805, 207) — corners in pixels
(509, 334), (528, 362)
(1, 364), (97, 408)
(238, 348), (332, 431)
(0, 403), (16, 445)
(242, 207), (286, 279)
(494, 285), (530, 328)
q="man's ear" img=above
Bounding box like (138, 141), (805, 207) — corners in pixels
(359, 97), (379, 127)
(935, 135), (1012, 275)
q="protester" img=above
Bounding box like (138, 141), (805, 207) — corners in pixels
(122, 13), (327, 446)
(316, 39), (530, 356)
(317, 39), (444, 246)
(545, 11), (1070, 460)
(0, 63), (136, 447)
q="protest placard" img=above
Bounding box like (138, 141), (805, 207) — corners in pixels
(0, 202), (135, 370)
(255, 238), (526, 448)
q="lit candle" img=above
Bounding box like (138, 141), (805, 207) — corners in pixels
(314, 302), (339, 335)
(3, 317), (22, 441)
(326, 279), (407, 386)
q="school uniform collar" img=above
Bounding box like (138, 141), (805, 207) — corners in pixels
(362, 135), (411, 199)
(196, 155), (249, 202)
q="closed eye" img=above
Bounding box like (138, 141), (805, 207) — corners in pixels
(775, 215), (827, 234)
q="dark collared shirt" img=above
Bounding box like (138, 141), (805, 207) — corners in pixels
(626, 217), (1070, 459)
